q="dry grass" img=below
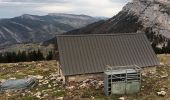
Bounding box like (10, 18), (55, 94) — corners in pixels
(0, 60), (66, 100)
(158, 54), (170, 65)
(0, 55), (170, 100)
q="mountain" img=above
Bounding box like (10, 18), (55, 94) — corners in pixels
(65, 0), (170, 51)
(0, 13), (103, 47)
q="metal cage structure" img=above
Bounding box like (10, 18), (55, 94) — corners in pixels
(104, 65), (141, 96)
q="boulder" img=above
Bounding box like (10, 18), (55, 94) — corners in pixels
(56, 97), (64, 100)
(66, 86), (75, 90)
(157, 91), (166, 96)
(119, 97), (125, 100)
(35, 91), (41, 98)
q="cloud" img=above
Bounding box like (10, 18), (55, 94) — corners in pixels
(37, 4), (73, 13)
(0, 0), (69, 3)
(0, 0), (130, 18)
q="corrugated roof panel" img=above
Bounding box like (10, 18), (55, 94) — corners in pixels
(109, 36), (120, 66)
(91, 36), (103, 73)
(79, 37), (89, 74)
(96, 36), (107, 71)
(57, 33), (160, 76)
(85, 37), (96, 73)
(68, 37), (77, 75)
(63, 37), (71, 75)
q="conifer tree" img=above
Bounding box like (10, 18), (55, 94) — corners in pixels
(46, 51), (53, 60)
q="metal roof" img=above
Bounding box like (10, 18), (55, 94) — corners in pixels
(57, 33), (160, 76)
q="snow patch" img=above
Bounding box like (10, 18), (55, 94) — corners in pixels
(20, 14), (44, 22)
(0, 30), (7, 39)
(48, 13), (94, 20)
(10, 21), (33, 31)
(2, 27), (21, 43)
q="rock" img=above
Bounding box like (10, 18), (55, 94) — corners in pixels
(34, 75), (43, 80)
(27, 90), (31, 93)
(119, 97), (125, 100)
(57, 77), (63, 82)
(53, 84), (58, 87)
(79, 83), (87, 88)
(160, 62), (164, 65)
(37, 64), (42, 67)
(9, 77), (16, 80)
(142, 79), (146, 82)
(36, 95), (41, 99)
(91, 96), (95, 100)
(35, 91), (41, 98)
(14, 63), (19, 66)
(36, 92), (41, 95)
(50, 77), (56, 80)
(57, 90), (61, 92)
(157, 91), (166, 96)
(22, 93), (25, 96)
(43, 68), (50, 72)
(39, 80), (43, 83)
(36, 75), (43, 80)
(83, 79), (90, 83)
(48, 84), (52, 88)
(46, 89), (52, 92)
(56, 97), (63, 100)
(161, 73), (168, 78)
(95, 85), (100, 89)
(42, 80), (49, 85)
(39, 83), (42, 86)
(52, 81), (56, 84)
(42, 90), (47, 93)
(0, 79), (6, 83)
(43, 94), (49, 97)
(66, 86), (75, 90)
(141, 86), (145, 90)
(98, 81), (104, 86)
(50, 73), (58, 77)
(44, 77), (48, 79)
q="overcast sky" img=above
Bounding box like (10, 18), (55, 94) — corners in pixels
(0, 0), (131, 18)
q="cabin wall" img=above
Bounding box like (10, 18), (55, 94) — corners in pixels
(58, 66), (66, 84)
(65, 73), (104, 83)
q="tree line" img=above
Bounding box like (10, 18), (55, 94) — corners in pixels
(0, 49), (55, 63)
(152, 40), (170, 54)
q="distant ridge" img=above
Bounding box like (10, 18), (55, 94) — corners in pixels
(0, 13), (103, 47)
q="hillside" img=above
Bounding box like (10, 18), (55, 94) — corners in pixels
(64, 0), (170, 50)
(0, 43), (54, 56)
(0, 13), (102, 47)
(0, 55), (170, 99)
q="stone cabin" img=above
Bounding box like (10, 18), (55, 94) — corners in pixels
(56, 33), (160, 84)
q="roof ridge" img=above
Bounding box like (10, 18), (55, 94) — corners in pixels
(56, 33), (144, 37)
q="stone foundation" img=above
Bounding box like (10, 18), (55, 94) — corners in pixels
(64, 73), (103, 84)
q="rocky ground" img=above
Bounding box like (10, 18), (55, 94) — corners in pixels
(0, 55), (170, 100)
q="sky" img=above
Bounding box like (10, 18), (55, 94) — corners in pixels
(0, 0), (131, 18)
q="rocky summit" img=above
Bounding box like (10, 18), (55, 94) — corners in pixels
(124, 0), (170, 44)
(66, 0), (170, 48)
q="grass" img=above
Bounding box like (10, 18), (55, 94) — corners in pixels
(0, 54), (170, 99)
(0, 60), (63, 100)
